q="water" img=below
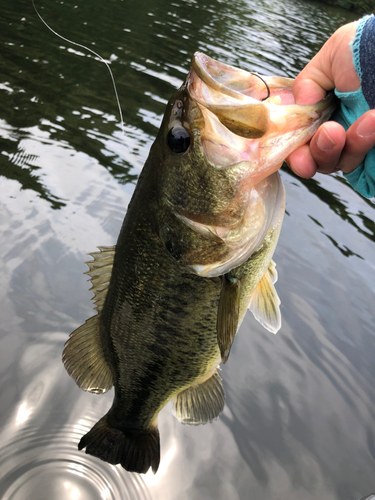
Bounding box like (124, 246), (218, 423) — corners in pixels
(1, 0), (374, 499)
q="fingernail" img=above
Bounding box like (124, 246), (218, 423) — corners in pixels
(357, 114), (375, 137)
(316, 128), (336, 151)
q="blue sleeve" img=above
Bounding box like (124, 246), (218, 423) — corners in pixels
(356, 14), (375, 108)
(333, 15), (375, 199)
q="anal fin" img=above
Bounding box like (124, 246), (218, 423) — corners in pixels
(217, 274), (241, 364)
(248, 261), (281, 333)
(63, 315), (114, 394)
(173, 368), (225, 425)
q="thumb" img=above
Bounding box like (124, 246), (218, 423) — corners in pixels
(292, 76), (329, 105)
(292, 22), (359, 106)
(292, 50), (335, 105)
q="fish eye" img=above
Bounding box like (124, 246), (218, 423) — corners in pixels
(167, 126), (191, 154)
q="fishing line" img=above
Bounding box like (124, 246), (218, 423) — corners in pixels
(31, 0), (125, 138)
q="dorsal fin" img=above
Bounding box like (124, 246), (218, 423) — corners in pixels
(62, 246), (116, 394)
(84, 246), (116, 312)
(248, 261), (281, 333)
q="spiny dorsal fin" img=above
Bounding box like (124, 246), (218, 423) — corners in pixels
(63, 315), (114, 393)
(248, 262), (281, 333)
(62, 246), (116, 394)
(84, 246), (115, 312)
(173, 368), (225, 425)
(217, 274), (241, 364)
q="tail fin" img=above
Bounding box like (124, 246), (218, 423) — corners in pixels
(78, 415), (160, 474)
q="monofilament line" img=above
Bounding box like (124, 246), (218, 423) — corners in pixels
(31, 0), (125, 138)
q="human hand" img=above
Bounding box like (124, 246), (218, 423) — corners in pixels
(287, 22), (375, 178)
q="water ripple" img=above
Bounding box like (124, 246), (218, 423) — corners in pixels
(0, 422), (151, 500)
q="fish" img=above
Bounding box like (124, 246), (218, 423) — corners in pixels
(62, 52), (336, 474)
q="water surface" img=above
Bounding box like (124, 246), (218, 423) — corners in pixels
(1, 1), (374, 499)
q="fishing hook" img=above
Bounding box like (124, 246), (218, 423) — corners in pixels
(250, 72), (270, 101)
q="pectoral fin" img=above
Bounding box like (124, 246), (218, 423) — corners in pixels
(248, 262), (281, 333)
(173, 368), (225, 425)
(217, 274), (241, 364)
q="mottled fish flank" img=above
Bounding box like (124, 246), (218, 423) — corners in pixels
(63, 52), (336, 474)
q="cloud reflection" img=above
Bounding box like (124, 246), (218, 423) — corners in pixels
(143, 442), (177, 487)
(15, 402), (32, 425)
(64, 482), (81, 500)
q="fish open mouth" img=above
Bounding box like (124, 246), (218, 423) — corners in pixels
(187, 52), (336, 175)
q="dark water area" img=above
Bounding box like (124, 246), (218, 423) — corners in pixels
(1, 0), (375, 499)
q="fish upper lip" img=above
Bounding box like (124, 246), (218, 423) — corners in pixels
(189, 51), (337, 111)
(187, 52), (272, 139)
(186, 52), (337, 143)
(190, 52), (257, 101)
(189, 51), (267, 105)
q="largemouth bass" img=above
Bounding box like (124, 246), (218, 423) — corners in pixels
(63, 52), (335, 474)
